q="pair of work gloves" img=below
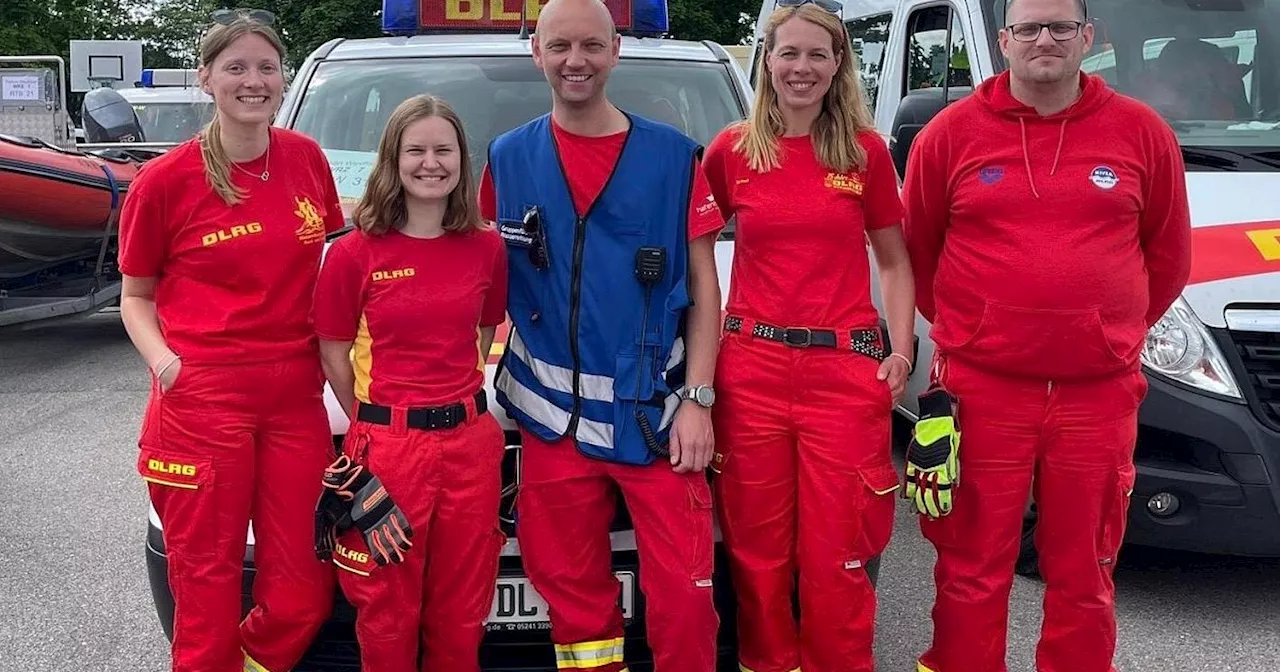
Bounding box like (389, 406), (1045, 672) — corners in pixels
(315, 454), (414, 567)
(904, 387), (962, 519)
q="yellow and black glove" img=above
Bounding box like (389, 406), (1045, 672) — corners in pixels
(904, 387), (961, 519)
(321, 454), (414, 566)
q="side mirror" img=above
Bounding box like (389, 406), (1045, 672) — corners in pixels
(888, 86), (973, 179)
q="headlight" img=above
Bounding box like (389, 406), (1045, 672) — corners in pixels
(1141, 297), (1241, 399)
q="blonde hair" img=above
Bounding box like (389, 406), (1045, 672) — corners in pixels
(197, 17), (286, 206)
(736, 4), (876, 173)
(352, 95), (485, 236)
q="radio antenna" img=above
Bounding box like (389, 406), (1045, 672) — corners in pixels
(519, 1), (531, 39)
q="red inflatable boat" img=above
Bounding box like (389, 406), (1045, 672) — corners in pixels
(0, 134), (150, 275)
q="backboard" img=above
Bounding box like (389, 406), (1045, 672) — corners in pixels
(70, 40), (143, 92)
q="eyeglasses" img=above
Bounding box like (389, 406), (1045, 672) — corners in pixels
(1005, 21), (1084, 42)
(777, 0), (843, 13)
(211, 8), (276, 26)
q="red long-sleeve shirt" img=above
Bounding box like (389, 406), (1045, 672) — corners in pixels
(902, 71), (1192, 381)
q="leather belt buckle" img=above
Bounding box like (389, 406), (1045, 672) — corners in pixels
(783, 327), (812, 348)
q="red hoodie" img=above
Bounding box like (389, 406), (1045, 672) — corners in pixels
(903, 71), (1192, 381)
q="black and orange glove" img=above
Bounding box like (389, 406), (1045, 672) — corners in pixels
(322, 454), (414, 566)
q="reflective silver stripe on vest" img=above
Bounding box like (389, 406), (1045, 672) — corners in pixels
(497, 366), (615, 448)
(553, 637), (626, 669)
(508, 329), (614, 402)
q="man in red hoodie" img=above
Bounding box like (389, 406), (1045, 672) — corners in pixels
(902, 0), (1192, 669)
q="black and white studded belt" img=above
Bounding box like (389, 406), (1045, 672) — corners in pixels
(723, 314), (890, 361)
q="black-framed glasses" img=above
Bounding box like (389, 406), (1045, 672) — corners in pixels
(211, 8), (276, 26)
(777, 0), (843, 13)
(1005, 21), (1084, 42)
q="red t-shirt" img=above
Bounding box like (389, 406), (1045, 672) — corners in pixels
(313, 226), (508, 407)
(702, 126), (904, 330)
(117, 128), (345, 365)
(479, 117), (725, 241)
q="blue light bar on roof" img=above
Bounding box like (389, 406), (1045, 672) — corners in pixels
(383, 0), (668, 36)
(140, 69), (154, 87)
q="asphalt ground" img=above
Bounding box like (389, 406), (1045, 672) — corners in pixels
(2, 312), (1277, 672)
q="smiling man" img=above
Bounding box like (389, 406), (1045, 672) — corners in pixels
(901, 0), (1192, 670)
(476, 0), (726, 669)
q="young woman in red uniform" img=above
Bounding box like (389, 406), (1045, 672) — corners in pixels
(313, 94), (508, 672)
(701, 2), (916, 671)
(117, 10), (344, 672)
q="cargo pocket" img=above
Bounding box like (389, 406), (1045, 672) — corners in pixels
(612, 351), (665, 465)
(137, 447), (216, 559)
(687, 477), (715, 588)
(1097, 462), (1137, 568)
(332, 529), (377, 578)
(849, 461), (901, 566)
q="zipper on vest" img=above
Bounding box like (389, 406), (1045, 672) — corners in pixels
(551, 116), (634, 439)
(567, 215), (587, 433)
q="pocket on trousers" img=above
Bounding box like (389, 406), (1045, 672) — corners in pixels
(1097, 462), (1137, 567)
(137, 447), (216, 558)
(332, 528), (378, 578)
(686, 477), (715, 587)
(851, 462), (901, 565)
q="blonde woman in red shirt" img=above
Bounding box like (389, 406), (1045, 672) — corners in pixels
(117, 9), (344, 672)
(313, 93), (508, 672)
(701, 1), (916, 670)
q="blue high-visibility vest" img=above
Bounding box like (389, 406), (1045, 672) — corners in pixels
(489, 112), (699, 466)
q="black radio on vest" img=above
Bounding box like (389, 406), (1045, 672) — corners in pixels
(634, 246), (668, 457)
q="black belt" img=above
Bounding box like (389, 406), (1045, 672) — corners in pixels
(724, 315), (889, 361)
(356, 390), (488, 431)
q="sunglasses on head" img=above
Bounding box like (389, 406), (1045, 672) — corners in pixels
(777, 0), (844, 13)
(211, 8), (276, 26)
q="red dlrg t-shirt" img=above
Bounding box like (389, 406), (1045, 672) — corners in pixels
(702, 126), (904, 330)
(313, 226), (508, 407)
(117, 128), (346, 365)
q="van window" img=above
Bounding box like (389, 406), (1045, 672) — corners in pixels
(904, 5), (973, 94)
(845, 12), (893, 112)
(985, 0), (1280, 154)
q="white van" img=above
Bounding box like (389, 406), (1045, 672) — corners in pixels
(757, 0), (1280, 567)
(112, 68), (213, 144)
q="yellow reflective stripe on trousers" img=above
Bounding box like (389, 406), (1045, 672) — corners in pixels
(739, 666), (801, 672)
(918, 662), (939, 672)
(553, 637), (626, 669)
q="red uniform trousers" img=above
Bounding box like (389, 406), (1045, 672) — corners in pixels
(136, 356), (337, 672)
(516, 428), (720, 672)
(916, 353), (1147, 672)
(333, 398), (506, 672)
(711, 328), (901, 672)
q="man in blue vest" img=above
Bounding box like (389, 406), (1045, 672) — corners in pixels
(477, 0), (726, 668)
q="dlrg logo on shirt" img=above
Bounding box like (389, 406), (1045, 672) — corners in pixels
(372, 268), (417, 281)
(202, 222), (263, 247)
(824, 172), (864, 196)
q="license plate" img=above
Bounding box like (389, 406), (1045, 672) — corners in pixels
(486, 572), (635, 630)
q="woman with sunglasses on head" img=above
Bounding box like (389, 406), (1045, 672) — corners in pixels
(701, 1), (916, 670)
(117, 9), (344, 672)
(312, 94), (508, 672)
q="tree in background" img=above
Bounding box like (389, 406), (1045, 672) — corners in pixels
(0, 0), (761, 120)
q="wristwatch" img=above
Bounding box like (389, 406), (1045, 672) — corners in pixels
(682, 384), (716, 408)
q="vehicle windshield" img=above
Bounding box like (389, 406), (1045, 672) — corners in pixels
(984, 0), (1280, 166)
(290, 56), (745, 205)
(131, 102), (214, 144)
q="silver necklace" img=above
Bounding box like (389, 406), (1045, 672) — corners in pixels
(233, 138), (270, 182)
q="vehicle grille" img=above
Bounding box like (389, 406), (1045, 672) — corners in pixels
(1225, 329), (1280, 430)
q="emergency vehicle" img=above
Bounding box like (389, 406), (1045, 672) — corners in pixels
(111, 69), (214, 145)
(753, 0), (1280, 570)
(142, 1), (757, 669)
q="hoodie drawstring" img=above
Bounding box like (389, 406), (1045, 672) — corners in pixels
(1019, 118), (1070, 200)
(1020, 118), (1039, 200)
